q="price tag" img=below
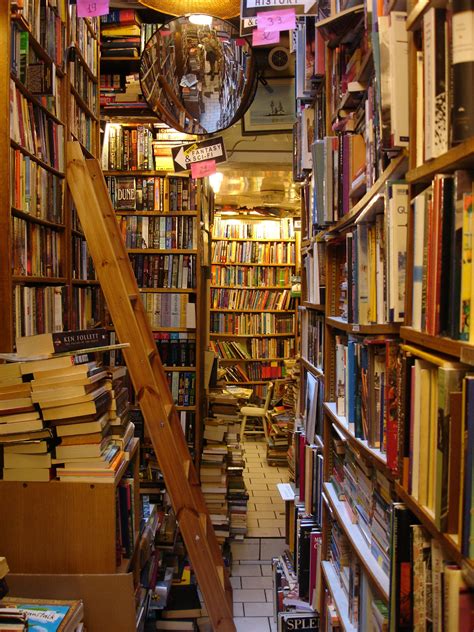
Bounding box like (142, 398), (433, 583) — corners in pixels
(252, 29), (280, 46)
(77, 0), (109, 17)
(256, 8), (296, 32)
(191, 159), (216, 179)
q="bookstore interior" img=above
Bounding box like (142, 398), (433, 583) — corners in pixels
(0, 0), (473, 630)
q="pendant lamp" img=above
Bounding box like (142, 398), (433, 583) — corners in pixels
(137, 0), (240, 20)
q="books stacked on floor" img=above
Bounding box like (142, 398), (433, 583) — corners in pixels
(0, 598), (84, 632)
(266, 405), (292, 466)
(225, 421), (248, 538)
(201, 421), (229, 543)
(0, 361), (53, 482)
(207, 390), (240, 422)
(107, 365), (134, 454)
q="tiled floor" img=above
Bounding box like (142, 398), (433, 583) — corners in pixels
(229, 438), (288, 631)
(243, 437), (288, 538)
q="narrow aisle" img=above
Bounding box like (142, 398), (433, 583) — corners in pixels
(229, 437), (289, 631)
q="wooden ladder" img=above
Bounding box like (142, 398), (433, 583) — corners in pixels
(66, 142), (235, 632)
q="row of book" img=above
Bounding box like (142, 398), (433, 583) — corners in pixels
(210, 313), (295, 336)
(118, 215), (197, 250)
(221, 361), (286, 382)
(211, 241), (296, 265)
(210, 338), (296, 361)
(212, 217), (295, 240)
(71, 235), (95, 281)
(68, 100), (95, 154)
(165, 371), (195, 408)
(302, 241), (325, 306)
(69, 4), (99, 77)
(102, 124), (154, 172)
(399, 344), (473, 555)
(153, 333), (196, 368)
(411, 170), (473, 341)
(11, 26), (63, 121)
(343, 181), (408, 325)
(141, 293), (195, 330)
(302, 372), (324, 446)
(106, 175), (198, 212)
(70, 286), (103, 331)
(210, 264), (292, 288)
(10, 80), (65, 172)
(129, 253), (196, 289)
(68, 53), (98, 112)
(10, 148), (64, 223)
(301, 310), (324, 371)
(13, 284), (63, 339)
(334, 334), (398, 457)
(12, 216), (62, 278)
(331, 440), (392, 576)
(100, 9), (159, 59)
(210, 288), (295, 311)
(12, 2), (66, 70)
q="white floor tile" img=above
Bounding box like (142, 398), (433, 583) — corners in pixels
(234, 617), (270, 632)
(233, 589), (266, 603)
(243, 602), (274, 617)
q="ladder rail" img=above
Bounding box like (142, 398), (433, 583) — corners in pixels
(67, 143), (235, 632)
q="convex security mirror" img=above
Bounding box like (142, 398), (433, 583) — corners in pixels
(140, 15), (256, 135)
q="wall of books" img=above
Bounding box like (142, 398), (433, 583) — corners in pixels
(285, 2), (474, 630)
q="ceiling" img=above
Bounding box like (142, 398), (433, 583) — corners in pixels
(108, 1), (298, 211)
(214, 164), (300, 212)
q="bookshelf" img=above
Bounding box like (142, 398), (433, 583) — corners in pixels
(0, 1), (103, 352)
(210, 214), (298, 400)
(101, 121), (207, 458)
(287, 4), (474, 630)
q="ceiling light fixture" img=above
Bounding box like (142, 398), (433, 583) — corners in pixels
(137, 0), (240, 20)
(188, 14), (213, 25)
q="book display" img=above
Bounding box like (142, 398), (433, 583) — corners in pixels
(101, 121), (206, 458)
(0, 1), (102, 351)
(210, 214), (299, 401)
(286, 1), (474, 630)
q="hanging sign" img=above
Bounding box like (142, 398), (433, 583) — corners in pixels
(191, 160), (217, 179)
(240, 0), (316, 35)
(172, 137), (227, 173)
(77, 0), (110, 18)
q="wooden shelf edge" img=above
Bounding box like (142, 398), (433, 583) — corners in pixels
(323, 402), (390, 471)
(327, 152), (408, 234)
(302, 302), (325, 312)
(406, 137), (474, 183)
(321, 561), (357, 632)
(406, 0), (447, 31)
(326, 316), (400, 335)
(394, 483), (473, 577)
(399, 326), (464, 358)
(301, 357), (324, 379)
(324, 482), (390, 601)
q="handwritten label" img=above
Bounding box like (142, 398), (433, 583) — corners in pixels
(252, 29), (280, 46)
(191, 159), (216, 178)
(257, 8), (296, 32)
(77, 0), (109, 17)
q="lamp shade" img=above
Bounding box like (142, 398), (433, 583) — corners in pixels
(137, 0), (240, 19)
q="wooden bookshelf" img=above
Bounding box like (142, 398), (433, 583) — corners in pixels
(321, 562), (356, 632)
(326, 316), (400, 335)
(210, 214), (297, 400)
(324, 483), (389, 600)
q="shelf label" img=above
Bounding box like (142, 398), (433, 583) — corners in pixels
(252, 29), (280, 45)
(172, 136), (227, 173)
(191, 159), (217, 179)
(240, 0), (316, 36)
(77, 0), (109, 17)
(257, 8), (296, 32)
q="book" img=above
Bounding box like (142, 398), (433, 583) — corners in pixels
(55, 436), (112, 460)
(15, 329), (109, 356)
(40, 390), (111, 421)
(277, 612), (320, 631)
(0, 598), (83, 632)
(2, 467), (52, 481)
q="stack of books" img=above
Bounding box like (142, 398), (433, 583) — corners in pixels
(200, 428), (229, 543)
(0, 362), (52, 481)
(108, 365), (134, 453)
(0, 598), (84, 632)
(100, 10), (141, 59)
